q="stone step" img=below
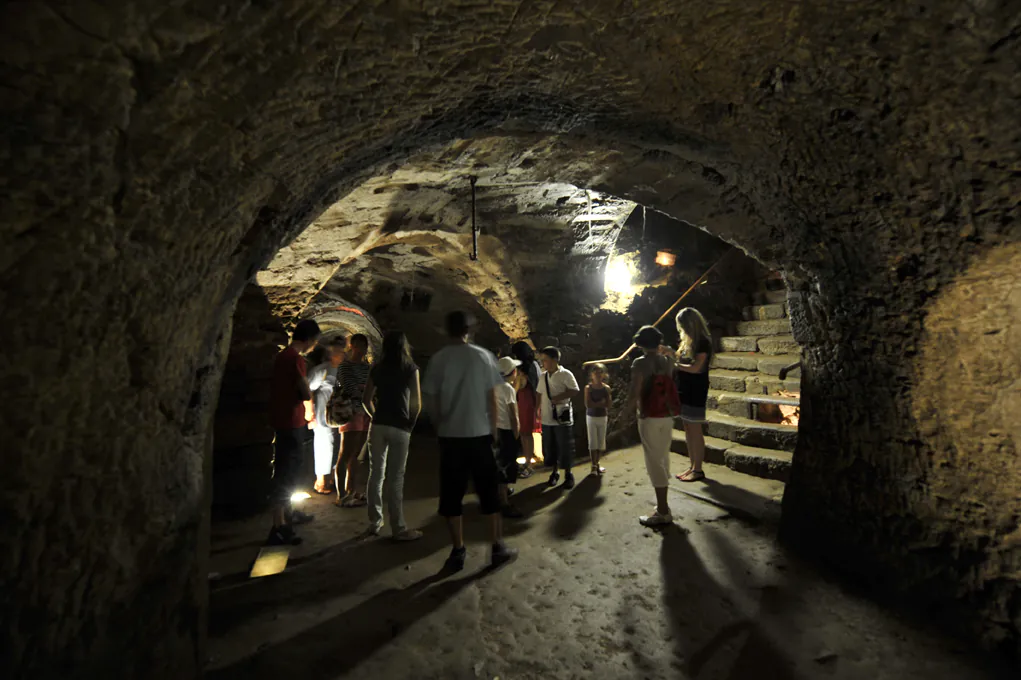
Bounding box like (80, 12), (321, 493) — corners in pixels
(719, 336), (757, 352)
(671, 429), (792, 482)
(712, 353), (801, 375)
(709, 369), (801, 394)
(707, 389), (800, 421)
(681, 411), (798, 452)
(756, 355), (802, 377)
(733, 319), (791, 337)
(757, 335), (799, 355)
(712, 352), (760, 371)
(669, 430), (732, 466)
(763, 289), (787, 304)
(741, 303), (786, 321)
(743, 372), (801, 395)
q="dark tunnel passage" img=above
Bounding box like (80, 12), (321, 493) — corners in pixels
(1, 2), (1019, 678)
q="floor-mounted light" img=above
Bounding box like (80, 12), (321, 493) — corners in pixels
(604, 259), (633, 293)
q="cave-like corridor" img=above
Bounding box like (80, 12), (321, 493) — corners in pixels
(2, 2), (1020, 679)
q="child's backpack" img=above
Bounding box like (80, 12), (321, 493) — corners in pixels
(641, 372), (681, 418)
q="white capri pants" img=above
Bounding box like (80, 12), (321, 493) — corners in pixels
(312, 424), (339, 476)
(638, 417), (673, 487)
(586, 415), (608, 450)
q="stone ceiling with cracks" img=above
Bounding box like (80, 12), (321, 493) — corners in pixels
(255, 134), (637, 350)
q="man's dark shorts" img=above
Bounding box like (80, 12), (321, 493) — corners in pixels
(438, 435), (502, 516)
(273, 428), (309, 503)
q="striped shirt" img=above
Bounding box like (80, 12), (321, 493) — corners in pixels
(338, 360), (371, 399)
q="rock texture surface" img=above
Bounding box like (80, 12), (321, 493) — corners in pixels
(1, 1), (1020, 677)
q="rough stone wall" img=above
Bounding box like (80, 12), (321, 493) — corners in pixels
(2, 1), (1020, 676)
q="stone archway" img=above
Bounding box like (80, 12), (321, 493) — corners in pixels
(2, 2), (1019, 677)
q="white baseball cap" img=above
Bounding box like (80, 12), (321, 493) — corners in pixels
(498, 356), (522, 375)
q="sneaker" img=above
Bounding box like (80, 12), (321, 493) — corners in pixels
(369, 520), (384, 536)
(562, 474), (575, 490)
(501, 504), (524, 519)
(547, 471), (560, 488)
(393, 529), (423, 542)
(639, 511), (673, 527)
(290, 509), (315, 525)
(444, 547), (467, 572)
(265, 525), (302, 546)
(490, 543), (518, 568)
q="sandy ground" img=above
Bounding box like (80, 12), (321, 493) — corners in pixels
(207, 439), (1008, 679)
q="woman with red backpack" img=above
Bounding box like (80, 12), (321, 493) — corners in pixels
(624, 325), (681, 527)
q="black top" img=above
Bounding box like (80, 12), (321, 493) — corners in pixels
(675, 337), (712, 409)
(587, 386), (609, 417)
(370, 362), (418, 432)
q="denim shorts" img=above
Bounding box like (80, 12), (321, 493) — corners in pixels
(680, 404), (706, 423)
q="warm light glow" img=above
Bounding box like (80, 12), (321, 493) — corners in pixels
(516, 457), (527, 465)
(655, 251), (676, 267)
(291, 491), (311, 503)
(604, 259), (633, 293)
(778, 390), (800, 427)
(250, 546), (290, 578)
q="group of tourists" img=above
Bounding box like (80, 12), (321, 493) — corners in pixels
(264, 305), (714, 566)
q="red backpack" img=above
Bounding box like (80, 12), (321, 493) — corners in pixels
(641, 372), (681, 418)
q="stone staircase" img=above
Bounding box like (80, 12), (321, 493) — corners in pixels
(670, 287), (801, 482)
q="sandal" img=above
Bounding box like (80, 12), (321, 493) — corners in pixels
(591, 464), (606, 476)
(676, 469), (706, 482)
(342, 495), (367, 508)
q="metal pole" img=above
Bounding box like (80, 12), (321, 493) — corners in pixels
(469, 176), (478, 261)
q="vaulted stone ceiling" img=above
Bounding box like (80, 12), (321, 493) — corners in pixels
(256, 134), (636, 345)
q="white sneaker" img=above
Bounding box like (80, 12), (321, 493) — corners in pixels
(369, 521), (384, 536)
(393, 529), (423, 542)
(639, 511), (673, 527)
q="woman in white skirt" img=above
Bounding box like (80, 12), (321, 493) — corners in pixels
(624, 325), (680, 527)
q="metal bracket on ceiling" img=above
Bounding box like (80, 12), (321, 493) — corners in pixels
(469, 175), (479, 261)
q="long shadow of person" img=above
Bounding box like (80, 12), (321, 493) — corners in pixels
(657, 525), (800, 679)
(550, 473), (604, 540)
(209, 513), (450, 638)
(207, 565), (495, 680)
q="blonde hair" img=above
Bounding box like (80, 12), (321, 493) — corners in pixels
(589, 363), (608, 380)
(675, 307), (713, 361)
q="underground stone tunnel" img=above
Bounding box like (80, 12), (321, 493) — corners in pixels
(1, 1), (1019, 678)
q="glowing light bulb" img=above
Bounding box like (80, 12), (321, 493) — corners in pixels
(604, 259), (633, 293)
(290, 491), (311, 503)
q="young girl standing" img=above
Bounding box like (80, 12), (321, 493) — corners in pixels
(625, 325), (681, 527)
(584, 363), (611, 475)
(673, 308), (713, 482)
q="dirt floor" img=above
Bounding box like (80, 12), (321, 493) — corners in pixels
(206, 439), (1009, 679)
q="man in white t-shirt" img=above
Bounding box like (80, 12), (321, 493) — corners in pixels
(537, 346), (581, 489)
(423, 311), (518, 572)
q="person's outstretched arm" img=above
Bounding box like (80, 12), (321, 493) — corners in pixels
(361, 374), (376, 417)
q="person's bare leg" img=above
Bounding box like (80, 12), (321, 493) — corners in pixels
(488, 512), (504, 544)
(654, 485), (670, 517)
(498, 484), (509, 506)
(684, 421), (705, 472)
(446, 515), (464, 549)
(520, 433), (534, 470)
(338, 430), (351, 500)
(273, 505), (286, 528)
(344, 431), (368, 495)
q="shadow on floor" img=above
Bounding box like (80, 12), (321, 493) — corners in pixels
(207, 566), (496, 680)
(655, 524), (801, 679)
(550, 473), (604, 540)
(208, 513), (451, 639)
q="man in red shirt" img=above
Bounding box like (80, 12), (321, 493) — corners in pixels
(267, 319), (321, 545)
